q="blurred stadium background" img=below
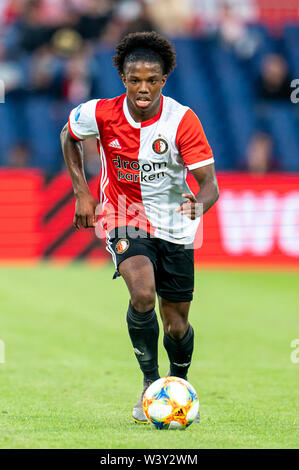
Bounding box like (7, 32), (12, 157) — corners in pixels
(0, 0), (299, 450)
(0, 0), (298, 266)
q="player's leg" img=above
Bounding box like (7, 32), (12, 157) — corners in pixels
(118, 255), (160, 423)
(158, 297), (194, 379)
(118, 255), (160, 383)
(156, 241), (200, 422)
(158, 297), (199, 423)
(108, 230), (160, 423)
(155, 240), (195, 379)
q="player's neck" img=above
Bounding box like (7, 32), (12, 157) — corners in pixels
(126, 95), (162, 123)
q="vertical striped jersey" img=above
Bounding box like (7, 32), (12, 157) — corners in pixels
(68, 93), (214, 244)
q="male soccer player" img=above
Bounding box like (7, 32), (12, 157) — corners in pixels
(61, 31), (219, 424)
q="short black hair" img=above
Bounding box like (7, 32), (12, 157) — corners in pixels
(113, 31), (176, 77)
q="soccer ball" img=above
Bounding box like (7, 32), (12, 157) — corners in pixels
(143, 376), (199, 430)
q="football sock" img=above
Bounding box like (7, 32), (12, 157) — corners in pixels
(126, 301), (160, 382)
(163, 324), (194, 379)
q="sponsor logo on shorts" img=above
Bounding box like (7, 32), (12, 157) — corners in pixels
(115, 238), (130, 254)
(152, 138), (168, 154)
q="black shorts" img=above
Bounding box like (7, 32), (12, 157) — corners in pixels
(106, 227), (194, 303)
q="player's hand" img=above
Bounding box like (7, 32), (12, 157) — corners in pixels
(73, 193), (98, 229)
(175, 193), (202, 220)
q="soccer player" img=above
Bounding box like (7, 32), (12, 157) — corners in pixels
(61, 31), (219, 424)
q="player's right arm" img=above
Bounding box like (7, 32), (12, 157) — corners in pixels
(60, 124), (97, 229)
(60, 100), (99, 229)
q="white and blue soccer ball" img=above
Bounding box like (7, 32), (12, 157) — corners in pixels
(143, 376), (199, 430)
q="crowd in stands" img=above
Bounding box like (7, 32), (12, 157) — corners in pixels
(0, 0), (298, 174)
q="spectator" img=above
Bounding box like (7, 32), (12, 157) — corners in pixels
(123, 1), (157, 37)
(50, 28), (98, 104)
(0, 43), (25, 95)
(100, 0), (156, 46)
(0, 0), (23, 27)
(76, 0), (115, 41)
(190, 0), (257, 41)
(60, 48), (98, 104)
(19, 0), (55, 52)
(256, 53), (292, 101)
(216, 0), (259, 58)
(146, 0), (193, 37)
(33, 0), (78, 27)
(29, 44), (61, 96)
(218, 1), (248, 45)
(244, 132), (279, 174)
(6, 142), (30, 167)
(51, 27), (83, 57)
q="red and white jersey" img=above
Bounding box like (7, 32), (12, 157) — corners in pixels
(68, 93), (214, 244)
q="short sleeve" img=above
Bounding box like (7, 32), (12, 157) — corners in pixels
(176, 109), (214, 170)
(68, 99), (99, 141)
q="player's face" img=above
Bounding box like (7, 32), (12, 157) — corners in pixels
(122, 61), (167, 120)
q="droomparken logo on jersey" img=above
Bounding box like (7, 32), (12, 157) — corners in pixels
(112, 155), (168, 183)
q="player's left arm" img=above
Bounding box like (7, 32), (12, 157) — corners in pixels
(177, 163), (219, 220)
(176, 108), (219, 219)
(176, 163), (219, 219)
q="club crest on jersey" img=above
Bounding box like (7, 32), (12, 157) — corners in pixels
(115, 239), (130, 254)
(152, 138), (168, 154)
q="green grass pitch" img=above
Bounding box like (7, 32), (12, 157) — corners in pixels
(0, 263), (298, 449)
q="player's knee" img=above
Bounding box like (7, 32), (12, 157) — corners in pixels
(131, 288), (155, 313)
(166, 321), (188, 340)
